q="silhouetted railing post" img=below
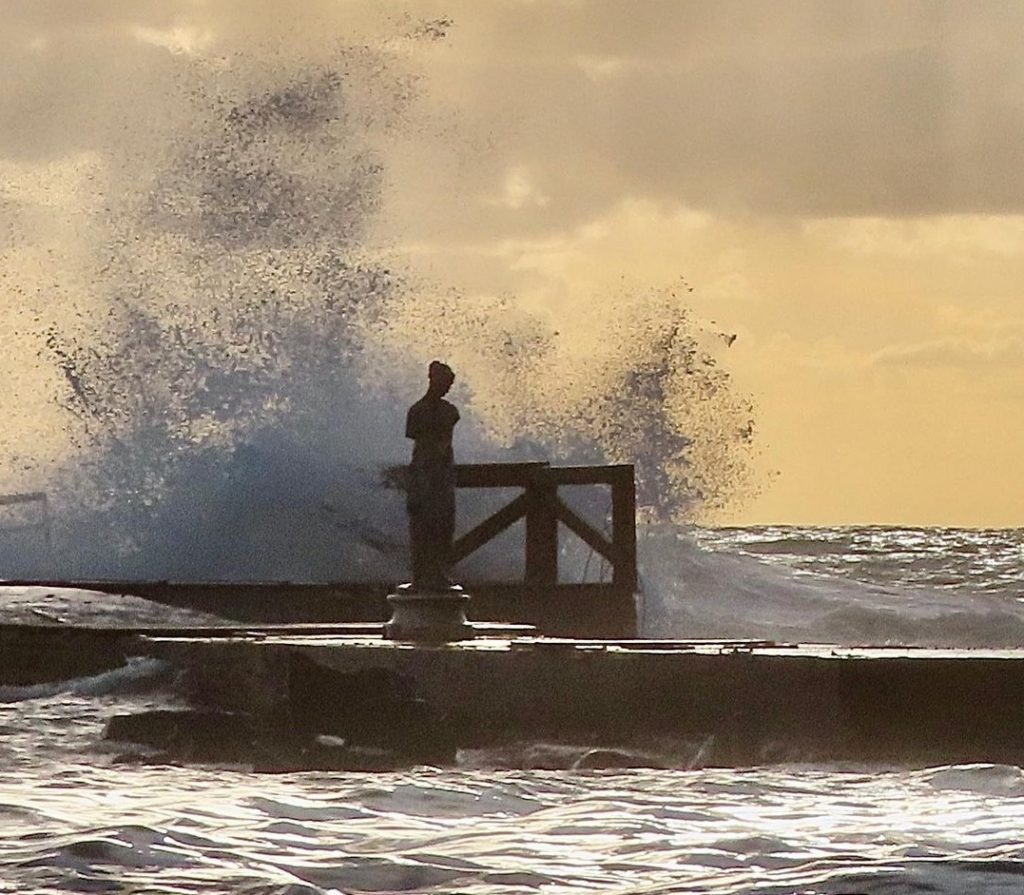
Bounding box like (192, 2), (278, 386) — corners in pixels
(525, 472), (558, 586)
(610, 466), (637, 592)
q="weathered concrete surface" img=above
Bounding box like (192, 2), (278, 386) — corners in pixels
(141, 636), (1024, 767)
(7, 608), (1022, 768)
(2, 579), (637, 637)
(106, 709), (258, 761)
(0, 624), (142, 685)
(0, 621), (533, 685)
(103, 706), (446, 771)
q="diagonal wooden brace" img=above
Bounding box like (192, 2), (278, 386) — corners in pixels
(451, 491), (532, 564)
(553, 496), (620, 566)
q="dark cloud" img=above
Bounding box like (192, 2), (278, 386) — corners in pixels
(0, 0), (401, 160)
(419, 0), (1024, 232)
(3, 0), (1024, 231)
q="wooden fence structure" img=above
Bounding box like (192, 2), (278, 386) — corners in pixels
(448, 462), (636, 592)
(2, 464), (640, 637)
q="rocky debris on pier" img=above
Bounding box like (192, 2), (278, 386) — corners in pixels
(106, 710), (258, 764)
(104, 656), (457, 771)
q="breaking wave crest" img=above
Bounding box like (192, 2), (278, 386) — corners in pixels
(642, 525), (1024, 647)
(0, 657), (172, 704)
(2, 32), (754, 581)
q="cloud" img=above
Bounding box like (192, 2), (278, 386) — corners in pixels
(870, 337), (1024, 369)
(483, 165), (550, 209)
(6, 0), (1024, 236)
(411, 0), (1024, 230)
(131, 25), (213, 56)
(805, 215), (1024, 257)
(571, 54), (631, 84)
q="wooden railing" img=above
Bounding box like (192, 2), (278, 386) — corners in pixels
(389, 462), (637, 593)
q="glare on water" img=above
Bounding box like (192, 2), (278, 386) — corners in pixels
(4, 525), (1024, 894)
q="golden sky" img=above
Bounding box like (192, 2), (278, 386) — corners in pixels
(2, 1), (1022, 526)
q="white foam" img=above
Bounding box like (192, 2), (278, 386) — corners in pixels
(0, 657), (171, 704)
(640, 526), (1024, 647)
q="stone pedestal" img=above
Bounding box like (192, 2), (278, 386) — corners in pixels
(384, 584), (474, 643)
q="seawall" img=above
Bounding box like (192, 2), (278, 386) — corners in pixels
(141, 633), (1024, 767)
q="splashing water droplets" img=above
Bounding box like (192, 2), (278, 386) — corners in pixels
(5, 37), (755, 579)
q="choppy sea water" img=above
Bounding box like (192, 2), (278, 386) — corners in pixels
(3, 525), (1024, 894)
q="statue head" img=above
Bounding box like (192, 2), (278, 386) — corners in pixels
(428, 360), (455, 395)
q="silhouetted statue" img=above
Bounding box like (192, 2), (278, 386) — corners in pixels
(405, 361), (460, 590)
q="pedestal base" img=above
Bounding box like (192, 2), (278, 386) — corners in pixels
(384, 584), (474, 643)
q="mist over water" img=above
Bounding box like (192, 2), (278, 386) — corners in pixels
(1, 30), (754, 581)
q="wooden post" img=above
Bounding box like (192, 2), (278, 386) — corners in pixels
(525, 471), (559, 586)
(611, 466), (637, 592)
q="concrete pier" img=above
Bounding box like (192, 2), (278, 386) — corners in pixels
(5, 616), (1024, 767)
(4, 459), (1015, 770)
(136, 632), (1024, 767)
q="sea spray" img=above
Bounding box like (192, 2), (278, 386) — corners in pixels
(30, 50), (412, 579)
(365, 284), (758, 522)
(3, 34), (755, 581)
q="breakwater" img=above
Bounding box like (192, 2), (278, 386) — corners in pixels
(119, 631), (1024, 768)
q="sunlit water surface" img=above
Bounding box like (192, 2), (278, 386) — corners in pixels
(3, 526), (1024, 894)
